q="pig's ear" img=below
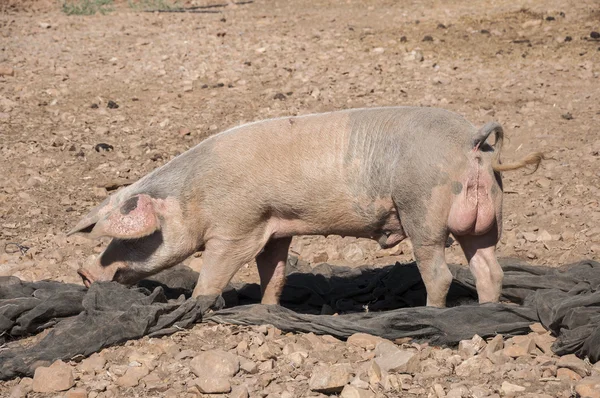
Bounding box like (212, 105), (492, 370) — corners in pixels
(68, 194), (160, 239)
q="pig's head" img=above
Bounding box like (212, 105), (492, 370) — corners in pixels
(68, 193), (195, 287)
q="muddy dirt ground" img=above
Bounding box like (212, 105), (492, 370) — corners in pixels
(1, 0), (600, 397)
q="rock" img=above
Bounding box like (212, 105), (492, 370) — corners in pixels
(455, 356), (495, 377)
(576, 376), (600, 398)
(341, 243), (364, 263)
(374, 342), (419, 374)
(194, 377), (231, 394)
(529, 323), (547, 334)
(447, 385), (470, 398)
(141, 371), (169, 392)
(9, 378), (32, 398)
(347, 333), (387, 350)
(116, 365), (150, 388)
(32, 360), (75, 393)
(309, 363), (353, 393)
(534, 333), (556, 355)
(0, 66), (14, 77)
(65, 389), (88, 398)
(340, 385), (375, 398)
(557, 367), (582, 382)
(484, 334), (504, 355)
(501, 381), (526, 394)
(128, 351), (156, 370)
(458, 334), (486, 357)
(190, 349), (240, 378)
(557, 354), (589, 377)
(503, 336), (535, 357)
(288, 351), (308, 367)
(367, 360), (383, 385)
(230, 385), (249, 398)
(239, 357), (258, 374)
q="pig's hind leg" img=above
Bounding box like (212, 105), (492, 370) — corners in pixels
(454, 226), (503, 303)
(256, 237), (292, 305)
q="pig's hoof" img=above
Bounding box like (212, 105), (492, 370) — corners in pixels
(195, 294), (226, 314)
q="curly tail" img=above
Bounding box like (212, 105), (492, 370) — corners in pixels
(472, 121), (545, 173)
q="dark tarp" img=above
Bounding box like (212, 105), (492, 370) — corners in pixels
(1, 259), (600, 380)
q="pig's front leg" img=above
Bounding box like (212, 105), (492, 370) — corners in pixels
(192, 236), (266, 300)
(412, 243), (453, 307)
(256, 237), (292, 305)
(455, 228), (503, 303)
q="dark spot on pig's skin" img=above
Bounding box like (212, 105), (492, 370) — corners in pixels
(121, 196), (139, 215)
(491, 184), (498, 196)
(451, 181), (463, 195)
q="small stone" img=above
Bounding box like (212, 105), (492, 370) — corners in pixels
(79, 353), (106, 374)
(183, 81), (193, 92)
(458, 334), (486, 357)
(576, 376), (600, 398)
(65, 389), (88, 398)
(116, 365), (150, 388)
(259, 359), (275, 372)
(501, 381), (526, 394)
(447, 385), (469, 398)
(340, 385), (375, 398)
(485, 334), (504, 355)
(503, 336), (535, 357)
(521, 19), (542, 29)
(9, 378), (32, 398)
(107, 100), (119, 109)
(32, 360), (75, 393)
(455, 356), (495, 377)
(529, 323), (547, 334)
(0, 66), (14, 77)
(347, 333), (387, 350)
(39, 22), (51, 28)
(557, 367), (582, 382)
(367, 360), (382, 385)
(534, 333), (556, 355)
(142, 371), (169, 392)
(557, 354), (589, 377)
(309, 363), (353, 393)
(591, 31), (600, 39)
(374, 342), (419, 374)
(194, 377), (231, 394)
(190, 349), (240, 378)
(93, 186), (108, 198)
(239, 357), (258, 374)
(230, 385), (249, 398)
(288, 351), (308, 367)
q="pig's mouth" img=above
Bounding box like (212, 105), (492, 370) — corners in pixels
(77, 268), (95, 288)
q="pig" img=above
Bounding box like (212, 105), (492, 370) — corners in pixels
(68, 107), (543, 308)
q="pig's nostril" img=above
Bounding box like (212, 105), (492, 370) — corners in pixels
(77, 268), (94, 288)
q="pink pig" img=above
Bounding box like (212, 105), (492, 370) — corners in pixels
(69, 107), (543, 307)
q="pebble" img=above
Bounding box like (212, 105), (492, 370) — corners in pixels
(309, 363), (353, 393)
(0, 66), (14, 77)
(194, 377), (231, 394)
(32, 360), (74, 393)
(347, 333), (387, 350)
(576, 376), (600, 398)
(340, 384), (375, 398)
(557, 354), (589, 377)
(190, 349), (240, 378)
(115, 365), (150, 388)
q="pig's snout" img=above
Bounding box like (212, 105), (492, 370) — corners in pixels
(77, 268), (94, 288)
(77, 261), (121, 288)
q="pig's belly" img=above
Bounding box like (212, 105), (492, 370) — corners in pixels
(267, 203), (406, 248)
